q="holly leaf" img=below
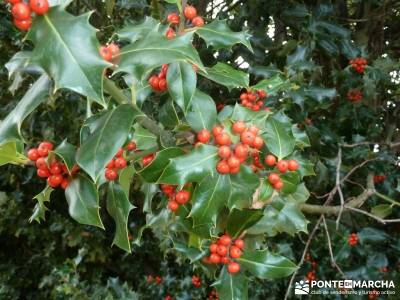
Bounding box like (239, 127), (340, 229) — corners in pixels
(251, 75), (289, 96)
(292, 125), (310, 149)
(27, 6), (110, 105)
(186, 90), (217, 131)
(51, 139), (76, 173)
(189, 175), (230, 227)
(237, 250), (297, 279)
(65, 175), (104, 229)
(282, 183), (310, 203)
(158, 144), (218, 186)
(228, 165), (259, 209)
(199, 62), (249, 91)
(0, 74), (50, 144)
(167, 61), (197, 113)
(107, 182), (135, 252)
(118, 17), (160, 43)
(371, 204), (392, 219)
(141, 182), (158, 214)
(117, 32), (203, 82)
(76, 104), (141, 181)
(262, 118), (295, 160)
(132, 124), (157, 150)
(280, 172), (300, 194)
(196, 19), (252, 52)
(119, 166), (135, 196)
(215, 267), (248, 300)
(226, 208), (263, 238)
(29, 186), (53, 223)
(0, 141), (29, 166)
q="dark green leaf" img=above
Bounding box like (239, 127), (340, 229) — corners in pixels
(251, 75), (288, 96)
(119, 166), (135, 196)
(199, 62), (249, 90)
(280, 172), (300, 194)
(118, 17), (160, 42)
(371, 204), (392, 219)
(263, 118), (295, 160)
(132, 125), (157, 150)
(51, 139), (76, 173)
(141, 182), (158, 214)
(186, 90), (217, 131)
(29, 186), (53, 223)
(226, 208), (263, 238)
(228, 165), (259, 209)
(215, 267), (248, 300)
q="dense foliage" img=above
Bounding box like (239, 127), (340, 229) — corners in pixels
(0, 0), (399, 299)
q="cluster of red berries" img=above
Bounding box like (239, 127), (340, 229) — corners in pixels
(349, 57), (367, 74)
(149, 64), (168, 92)
(348, 233), (358, 246)
(142, 153), (155, 166)
(203, 234), (244, 274)
(104, 141), (136, 181)
(191, 275), (201, 288)
(165, 5), (204, 39)
(99, 43), (120, 63)
(27, 141), (77, 189)
(304, 253), (317, 282)
(373, 175), (386, 184)
(239, 90), (267, 111)
(161, 185), (191, 212)
(146, 275), (163, 285)
(347, 89), (362, 103)
(196, 122), (264, 175)
(266, 157), (299, 190)
(208, 290), (219, 300)
(7, 0), (49, 31)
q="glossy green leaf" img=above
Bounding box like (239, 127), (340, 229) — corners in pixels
(189, 175), (230, 227)
(27, 7), (110, 104)
(117, 32), (203, 82)
(0, 141), (29, 166)
(118, 17), (160, 43)
(292, 125), (310, 149)
(139, 148), (185, 182)
(262, 118), (295, 160)
(280, 172), (300, 194)
(258, 180), (274, 201)
(304, 86), (336, 102)
(199, 62), (249, 90)
(283, 183), (310, 203)
(186, 90), (217, 131)
(65, 175), (104, 229)
(371, 204), (392, 219)
(0, 74), (50, 144)
(29, 186), (53, 223)
(158, 144), (218, 186)
(288, 152), (315, 178)
(231, 103), (270, 123)
(226, 208), (263, 238)
(251, 75), (288, 96)
(119, 166), (135, 196)
(76, 104), (141, 181)
(215, 267), (248, 300)
(141, 183), (158, 214)
(51, 139), (76, 173)
(196, 20), (252, 51)
(132, 125), (157, 150)
(107, 182), (135, 252)
(167, 61), (197, 113)
(237, 250), (297, 279)
(228, 165), (259, 209)
(358, 228), (388, 244)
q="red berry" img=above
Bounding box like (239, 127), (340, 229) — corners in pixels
(288, 159), (299, 171)
(39, 141), (53, 150)
(227, 156), (240, 169)
(165, 27), (175, 39)
(273, 180), (283, 190)
(192, 16), (204, 27)
(50, 162), (62, 175)
(264, 154), (276, 166)
(60, 178), (69, 189)
(37, 168), (50, 178)
(248, 125), (259, 135)
(218, 235), (231, 246)
(105, 169), (118, 181)
(229, 166), (240, 174)
(252, 136), (264, 149)
(7, 0), (22, 4)
(268, 173), (280, 184)
(168, 200), (179, 212)
(212, 126), (224, 137)
(107, 43), (120, 58)
(158, 78), (167, 91)
(126, 141), (137, 151)
(115, 148), (124, 158)
(228, 262), (240, 274)
(209, 253), (221, 264)
(248, 93), (257, 102)
(27, 148), (39, 161)
(149, 75), (160, 89)
(234, 239), (244, 249)
(257, 90), (267, 99)
(14, 17), (32, 30)
(184, 5), (197, 19)
(106, 160), (115, 169)
(277, 160), (288, 173)
(216, 245), (228, 257)
(229, 246), (242, 258)
(240, 131), (255, 145)
(12, 2), (31, 20)
(221, 256), (230, 264)
(47, 174), (63, 188)
(167, 12), (180, 25)
(215, 133), (231, 146)
(209, 243), (218, 253)
(218, 145), (231, 159)
(197, 129), (211, 143)
(232, 121), (246, 134)
(234, 144), (248, 159)
(175, 190), (190, 205)
(114, 157), (127, 169)
(99, 46), (112, 62)
(71, 164), (79, 174)
(29, 0), (49, 15)
(216, 160), (230, 174)
(35, 157), (47, 170)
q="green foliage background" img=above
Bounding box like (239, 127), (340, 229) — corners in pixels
(0, 0), (399, 299)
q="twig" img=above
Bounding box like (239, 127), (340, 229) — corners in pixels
(345, 206), (400, 224)
(322, 216), (347, 279)
(335, 147), (345, 229)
